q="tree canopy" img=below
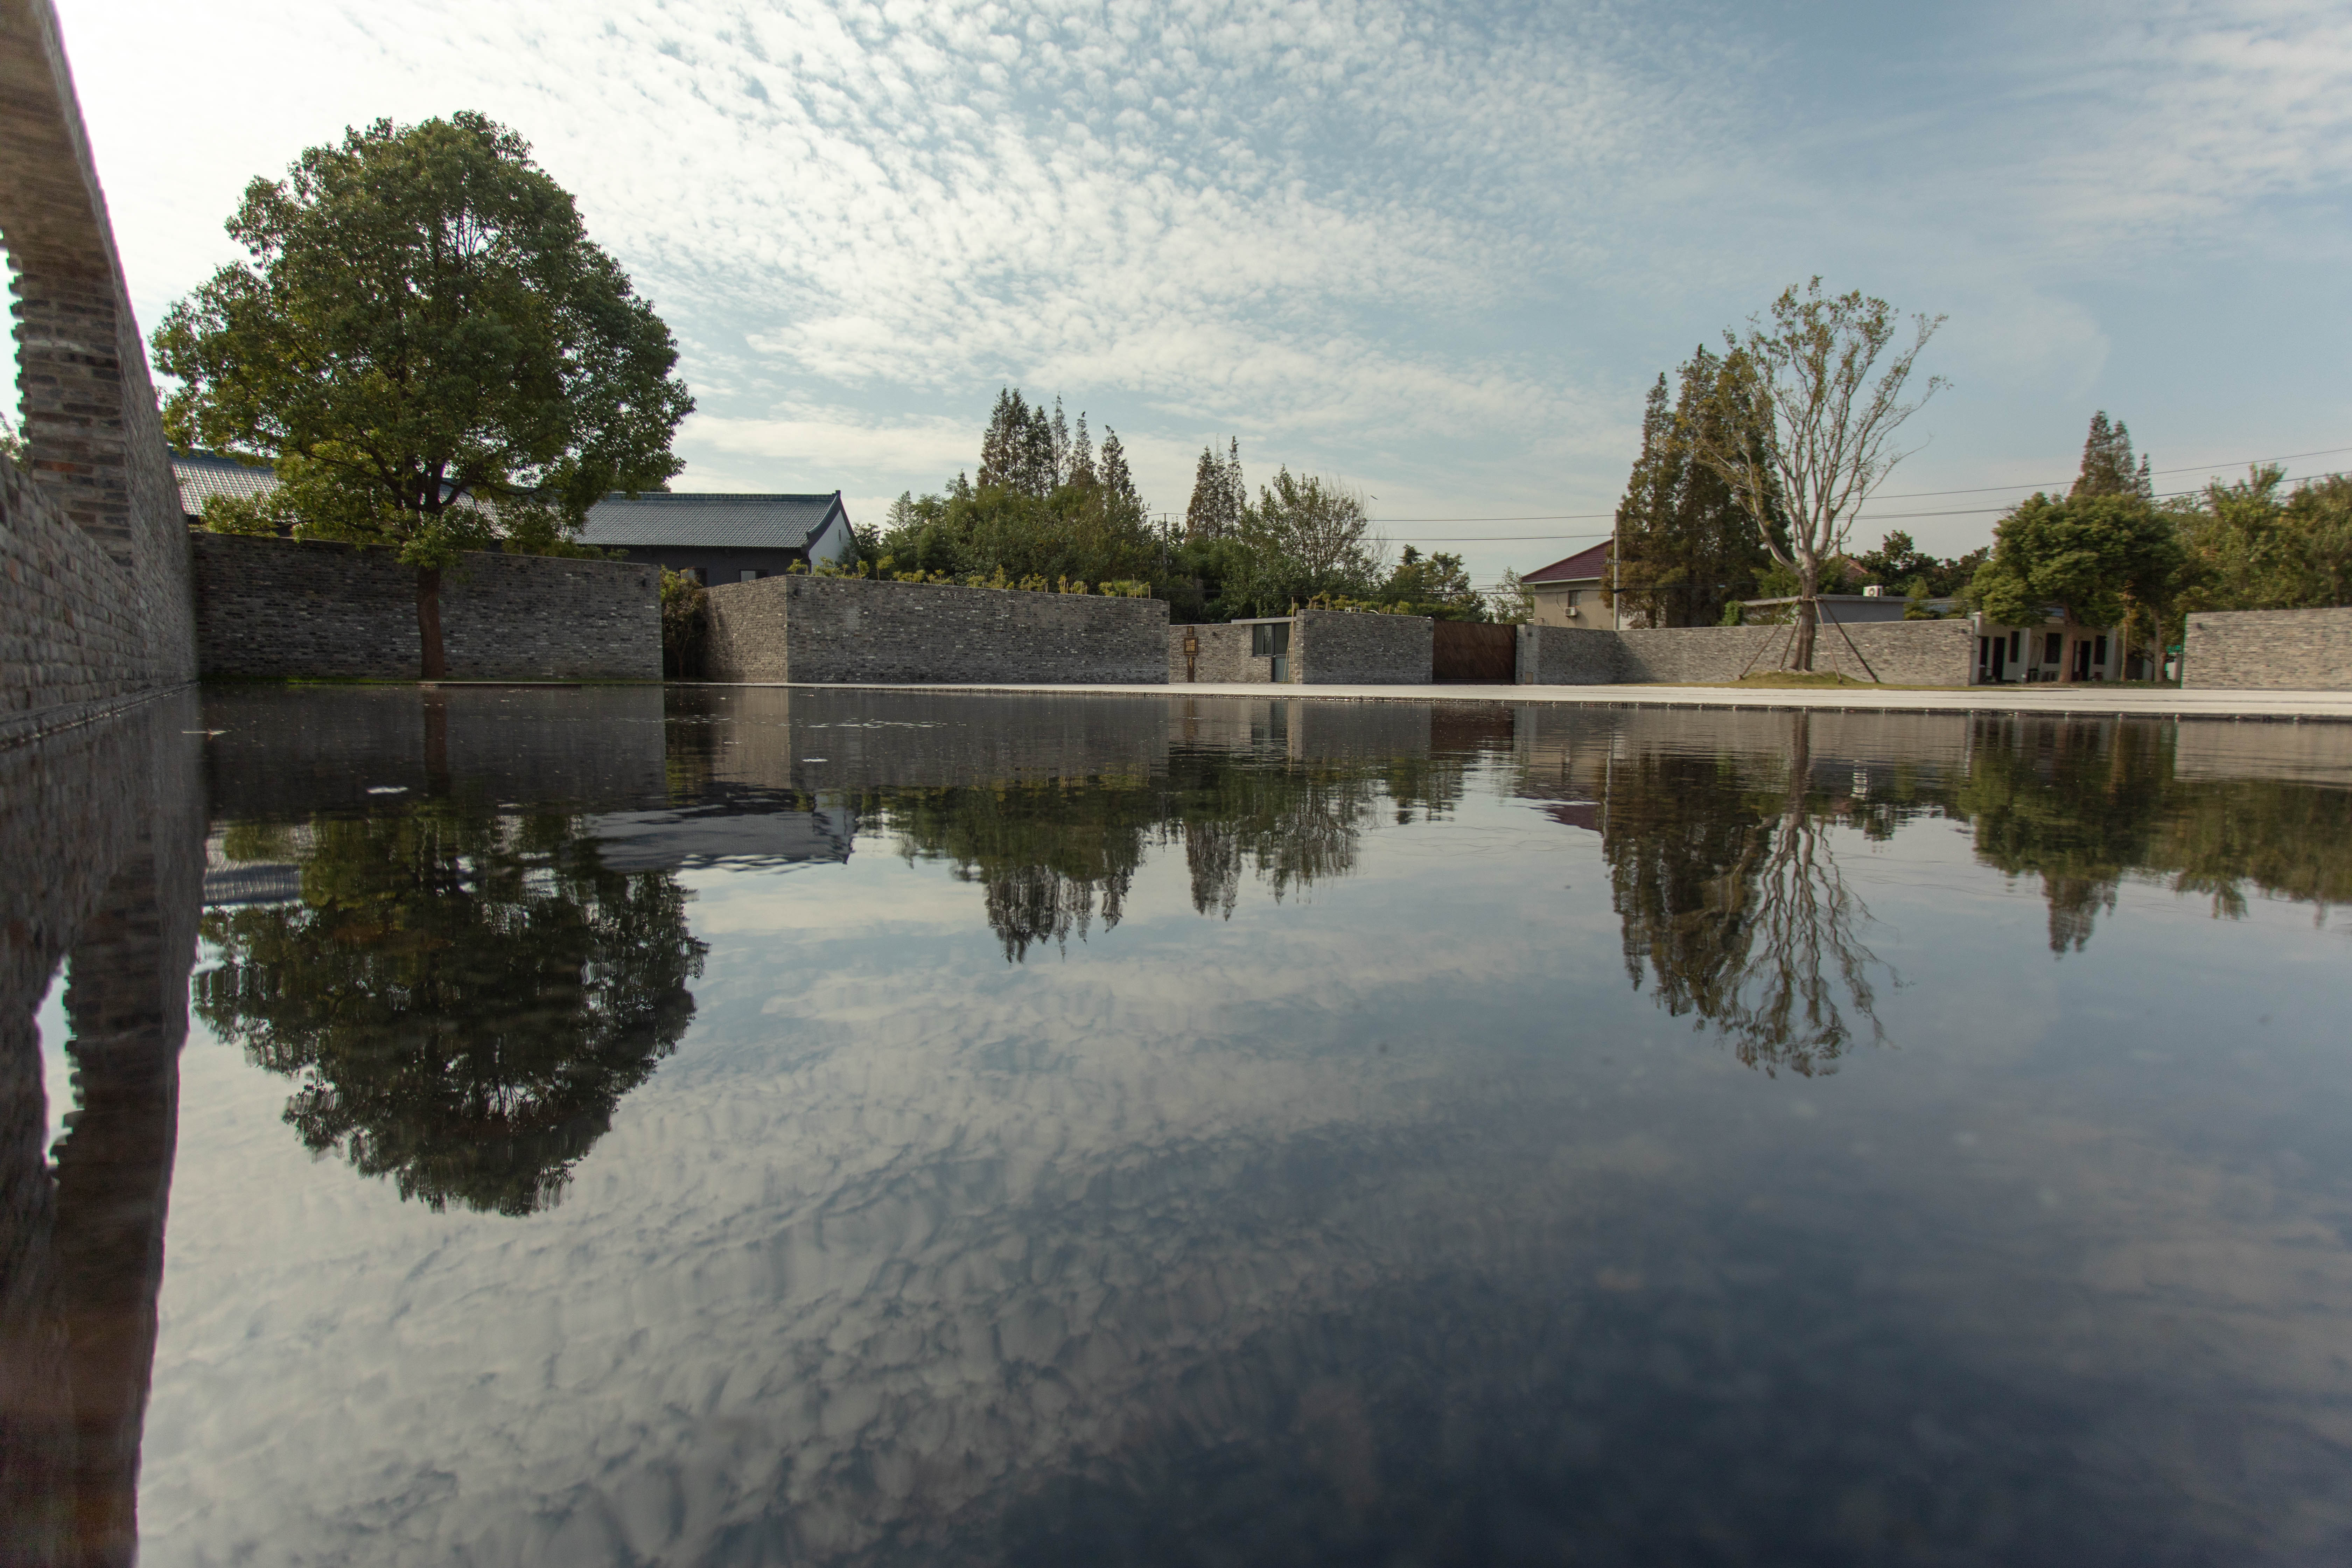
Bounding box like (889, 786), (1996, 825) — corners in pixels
(1613, 347), (1779, 627)
(152, 111), (694, 675)
(1968, 492), (2184, 631)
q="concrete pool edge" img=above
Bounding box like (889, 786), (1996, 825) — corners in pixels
(669, 680), (2352, 723)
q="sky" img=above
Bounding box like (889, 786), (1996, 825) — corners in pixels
(39, 0), (2352, 588)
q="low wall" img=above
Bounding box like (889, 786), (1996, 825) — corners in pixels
(1612, 619), (1974, 687)
(191, 533), (660, 680)
(2183, 607), (2352, 691)
(1168, 623), (1273, 683)
(1517, 625), (1628, 684)
(1295, 609), (1432, 684)
(705, 574), (1169, 684)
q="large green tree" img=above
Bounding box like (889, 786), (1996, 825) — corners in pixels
(153, 112), (695, 677)
(2173, 465), (2352, 614)
(1969, 492), (2185, 670)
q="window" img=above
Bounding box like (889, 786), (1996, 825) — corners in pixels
(740, 569), (760, 582)
(1249, 621), (1292, 657)
(2009, 630), (2021, 662)
(688, 567), (707, 585)
(2093, 634), (2108, 665)
(1566, 589), (1582, 616)
(2045, 631), (2063, 664)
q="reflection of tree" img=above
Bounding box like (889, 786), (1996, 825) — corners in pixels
(861, 748), (1468, 959)
(195, 804), (707, 1216)
(1604, 715), (1892, 1076)
(2150, 778), (2352, 919)
(1942, 719), (2170, 951)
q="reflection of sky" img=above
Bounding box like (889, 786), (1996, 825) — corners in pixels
(140, 763), (2352, 1566)
(36, 961), (69, 1156)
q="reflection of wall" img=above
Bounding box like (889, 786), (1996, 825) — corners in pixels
(2174, 718), (2352, 785)
(0, 0), (197, 745)
(704, 574), (1170, 685)
(2182, 606), (2352, 691)
(203, 687), (668, 818)
(191, 535), (660, 681)
(0, 692), (203, 1566)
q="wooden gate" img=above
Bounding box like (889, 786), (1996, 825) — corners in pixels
(1430, 620), (1516, 682)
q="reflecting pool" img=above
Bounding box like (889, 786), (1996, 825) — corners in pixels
(6, 687), (2352, 1566)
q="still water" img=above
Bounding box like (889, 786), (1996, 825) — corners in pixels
(6, 686), (2352, 1566)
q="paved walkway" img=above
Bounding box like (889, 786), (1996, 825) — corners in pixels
(744, 680), (2352, 721)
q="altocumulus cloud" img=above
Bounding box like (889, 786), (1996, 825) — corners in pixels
(55, 0), (2352, 567)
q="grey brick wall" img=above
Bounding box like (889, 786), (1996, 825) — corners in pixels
(1613, 619), (1973, 686)
(705, 574), (1170, 684)
(1168, 623), (1276, 682)
(2183, 607), (2352, 691)
(192, 533), (660, 680)
(3, 0), (198, 745)
(1294, 609), (1432, 683)
(1517, 625), (1628, 684)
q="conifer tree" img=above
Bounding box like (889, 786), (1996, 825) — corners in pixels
(2071, 412), (2153, 500)
(1613, 351), (1776, 626)
(1070, 412), (1098, 490)
(1050, 397), (1072, 486)
(1187, 439), (1245, 539)
(978, 388), (1031, 491)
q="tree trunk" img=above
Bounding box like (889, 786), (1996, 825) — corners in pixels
(416, 567), (447, 681)
(1792, 561), (1819, 671)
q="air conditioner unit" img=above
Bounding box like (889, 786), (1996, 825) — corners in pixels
(1863, 584), (1885, 597)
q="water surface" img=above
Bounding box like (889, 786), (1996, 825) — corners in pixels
(7, 688), (2351, 1566)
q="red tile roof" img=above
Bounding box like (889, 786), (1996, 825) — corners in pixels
(1524, 541), (1610, 583)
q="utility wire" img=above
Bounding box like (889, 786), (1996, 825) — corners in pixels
(1366, 442), (2351, 530)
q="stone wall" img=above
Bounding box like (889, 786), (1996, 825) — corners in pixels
(705, 575), (1169, 684)
(1294, 609), (1432, 684)
(1168, 623), (1276, 683)
(1516, 625), (1628, 685)
(191, 533), (660, 680)
(2182, 607), (2352, 691)
(2, 0), (198, 745)
(1612, 619), (1974, 687)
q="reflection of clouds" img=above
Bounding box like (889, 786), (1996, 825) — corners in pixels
(136, 756), (2352, 1564)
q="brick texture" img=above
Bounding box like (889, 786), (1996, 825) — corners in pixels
(703, 574), (1170, 684)
(2182, 607), (2352, 691)
(1517, 625), (1628, 684)
(1615, 620), (1974, 686)
(1293, 610), (1432, 683)
(191, 533), (660, 680)
(1167, 623), (1277, 682)
(3, 0), (198, 745)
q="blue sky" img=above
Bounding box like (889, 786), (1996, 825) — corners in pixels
(50, 0), (2352, 587)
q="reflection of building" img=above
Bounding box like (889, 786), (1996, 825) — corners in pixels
(584, 801), (858, 870)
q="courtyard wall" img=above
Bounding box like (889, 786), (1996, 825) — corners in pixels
(2, 0), (199, 745)
(1294, 610), (1432, 684)
(1168, 623), (1273, 683)
(1611, 619), (1974, 687)
(2182, 607), (2352, 691)
(704, 574), (1170, 684)
(190, 534), (660, 681)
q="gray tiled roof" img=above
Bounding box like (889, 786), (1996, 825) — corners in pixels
(579, 492), (846, 551)
(173, 450), (279, 517)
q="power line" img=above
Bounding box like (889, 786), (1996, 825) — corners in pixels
(1364, 441), (2351, 529)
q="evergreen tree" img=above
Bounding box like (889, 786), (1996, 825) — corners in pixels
(2072, 412), (2153, 500)
(1186, 437), (1246, 540)
(1099, 429), (1143, 524)
(1612, 351), (1776, 627)
(978, 388), (1031, 491)
(1069, 412), (1098, 491)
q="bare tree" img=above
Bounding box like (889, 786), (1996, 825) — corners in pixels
(1692, 280), (1946, 670)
